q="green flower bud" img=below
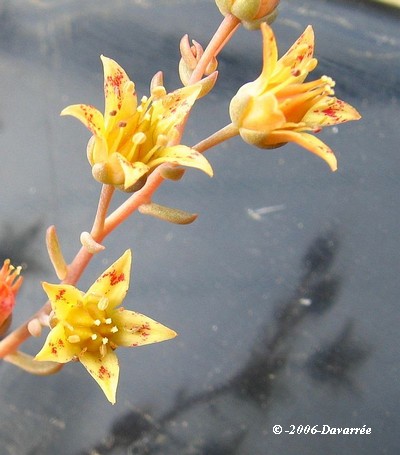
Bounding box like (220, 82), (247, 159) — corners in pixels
(215, 0), (279, 29)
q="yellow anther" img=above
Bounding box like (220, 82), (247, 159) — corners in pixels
(111, 326), (119, 333)
(102, 337), (109, 344)
(91, 333), (98, 340)
(94, 319), (101, 326)
(105, 318), (112, 325)
(132, 132), (147, 144)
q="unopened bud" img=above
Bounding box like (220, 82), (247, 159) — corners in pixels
(215, 0), (279, 29)
(179, 35), (218, 90)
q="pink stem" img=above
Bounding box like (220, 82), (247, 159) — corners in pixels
(188, 14), (240, 84)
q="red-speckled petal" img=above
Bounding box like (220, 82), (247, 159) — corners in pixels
(159, 84), (201, 128)
(35, 323), (79, 363)
(79, 350), (119, 404)
(303, 97), (362, 127)
(42, 282), (84, 320)
(86, 250), (131, 309)
(101, 56), (137, 129)
(112, 310), (177, 347)
(61, 104), (105, 137)
(278, 25), (315, 75)
(115, 153), (149, 190)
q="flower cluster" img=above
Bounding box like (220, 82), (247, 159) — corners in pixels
(0, 0), (362, 405)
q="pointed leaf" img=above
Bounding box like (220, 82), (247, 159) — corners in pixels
(46, 225), (68, 280)
(139, 202), (198, 225)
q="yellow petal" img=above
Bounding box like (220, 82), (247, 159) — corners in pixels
(35, 323), (80, 363)
(276, 25), (315, 78)
(42, 282), (84, 320)
(258, 23), (278, 85)
(79, 350), (119, 404)
(303, 98), (362, 126)
(240, 91), (286, 132)
(115, 153), (149, 190)
(159, 84), (201, 128)
(92, 155), (125, 186)
(86, 135), (109, 166)
(86, 250), (132, 309)
(149, 145), (213, 177)
(101, 55), (138, 129)
(61, 104), (105, 137)
(265, 130), (337, 171)
(112, 309), (177, 347)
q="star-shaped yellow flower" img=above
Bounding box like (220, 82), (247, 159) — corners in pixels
(35, 250), (176, 404)
(61, 56), (213, 191)
(229, 23), (361, 171)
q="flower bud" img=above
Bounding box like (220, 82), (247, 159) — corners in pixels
(215, 0), (279, 29)
(179, 35), (218, 96)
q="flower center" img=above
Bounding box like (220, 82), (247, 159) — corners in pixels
(63, 295), (119, 357)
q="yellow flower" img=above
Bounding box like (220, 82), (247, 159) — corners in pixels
(61, 56), (213, 192)
(0, 259), (23, 328)
(215, 0), (279, 29)
(35, 250), (176, 404)
(229, 24), (361, 171)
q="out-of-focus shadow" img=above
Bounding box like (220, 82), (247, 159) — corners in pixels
(230, 232), (341, 406)
(307, 320), (370, 392)
(77, 232), (371, 455)
(0, 222), (44, 273)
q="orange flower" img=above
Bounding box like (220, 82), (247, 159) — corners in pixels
(0, 259), (23, 327)
(229, 24), (361, 171)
